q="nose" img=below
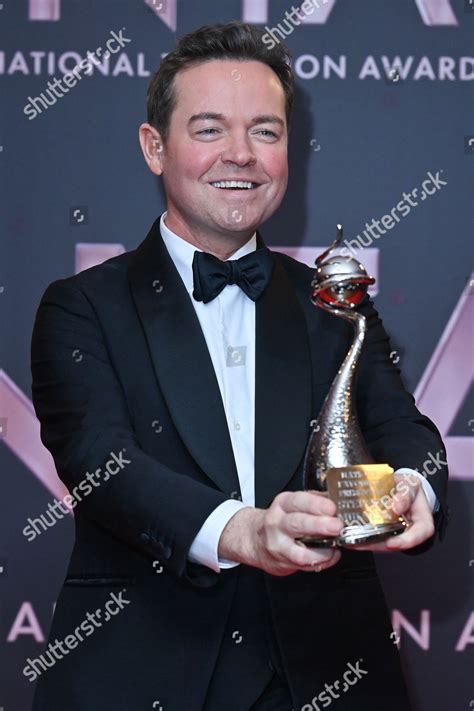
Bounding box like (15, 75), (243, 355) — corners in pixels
(220, 131), (257, 167)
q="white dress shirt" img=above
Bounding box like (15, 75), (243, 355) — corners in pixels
(159, 212), (439, 574)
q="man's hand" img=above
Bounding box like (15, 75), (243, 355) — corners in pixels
(218, 491), (344, 576)
(343, 473), (436, 552)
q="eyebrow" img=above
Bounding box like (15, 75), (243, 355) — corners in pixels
(187, 112), (285, 128)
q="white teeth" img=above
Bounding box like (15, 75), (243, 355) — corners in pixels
(210, 180), (256, 189)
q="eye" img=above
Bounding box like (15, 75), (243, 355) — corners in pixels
(196, 128), (219, 135)
(256, 129), (278, 137)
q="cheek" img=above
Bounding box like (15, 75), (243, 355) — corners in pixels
(164, 140), (212, 182)
(181, 143), (219, 178)
(263, 150), (288, 181)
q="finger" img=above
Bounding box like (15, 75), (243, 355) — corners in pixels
(391, 475), (419, 514)
(278, 490), (337, 517)
(284, 540), (338, 569)
(302, 549), (342, 573)
(282, 512), (344, 540)
(384, 518), (433, 549)
(385, 515), (434, 550)
(385, 491), (434, 550)
(390, 493), (413, 517)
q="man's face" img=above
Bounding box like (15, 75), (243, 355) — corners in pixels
(144, 59), (288, 244)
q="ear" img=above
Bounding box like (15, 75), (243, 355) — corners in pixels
(138, 122), (165, 176)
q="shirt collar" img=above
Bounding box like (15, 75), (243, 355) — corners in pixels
(159, 211), (257, 294)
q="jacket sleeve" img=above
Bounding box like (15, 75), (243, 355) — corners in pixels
(30, 278), (231, 588)
(354, 294), (450, 554)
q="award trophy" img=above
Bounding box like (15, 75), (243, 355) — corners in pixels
(299, 225), (409, 548)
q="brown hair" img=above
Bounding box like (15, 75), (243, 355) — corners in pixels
(146, 21), (294, 147)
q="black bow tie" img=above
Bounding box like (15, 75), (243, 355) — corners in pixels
(192, 248), (274, 304)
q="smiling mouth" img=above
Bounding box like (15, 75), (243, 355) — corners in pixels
(209, 180), (261, 191)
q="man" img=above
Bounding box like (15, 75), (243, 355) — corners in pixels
(30, 21), (448, 711)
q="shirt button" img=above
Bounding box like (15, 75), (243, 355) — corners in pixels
(234, 422), (241, 431)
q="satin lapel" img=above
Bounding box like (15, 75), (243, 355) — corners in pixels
(254, 234), (313, 509)
(128, 217), (240, 497)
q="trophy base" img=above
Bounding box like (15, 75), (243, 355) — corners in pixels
(298, 520), (408, 548)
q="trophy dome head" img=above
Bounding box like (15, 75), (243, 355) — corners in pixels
(311, 229), (375, 310)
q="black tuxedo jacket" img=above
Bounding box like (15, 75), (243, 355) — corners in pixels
(30, 216), (448, 710)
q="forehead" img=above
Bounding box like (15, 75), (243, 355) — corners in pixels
(172, 59), (286, 115)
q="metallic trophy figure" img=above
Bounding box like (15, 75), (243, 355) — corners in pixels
(299, 225), (409, 547)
